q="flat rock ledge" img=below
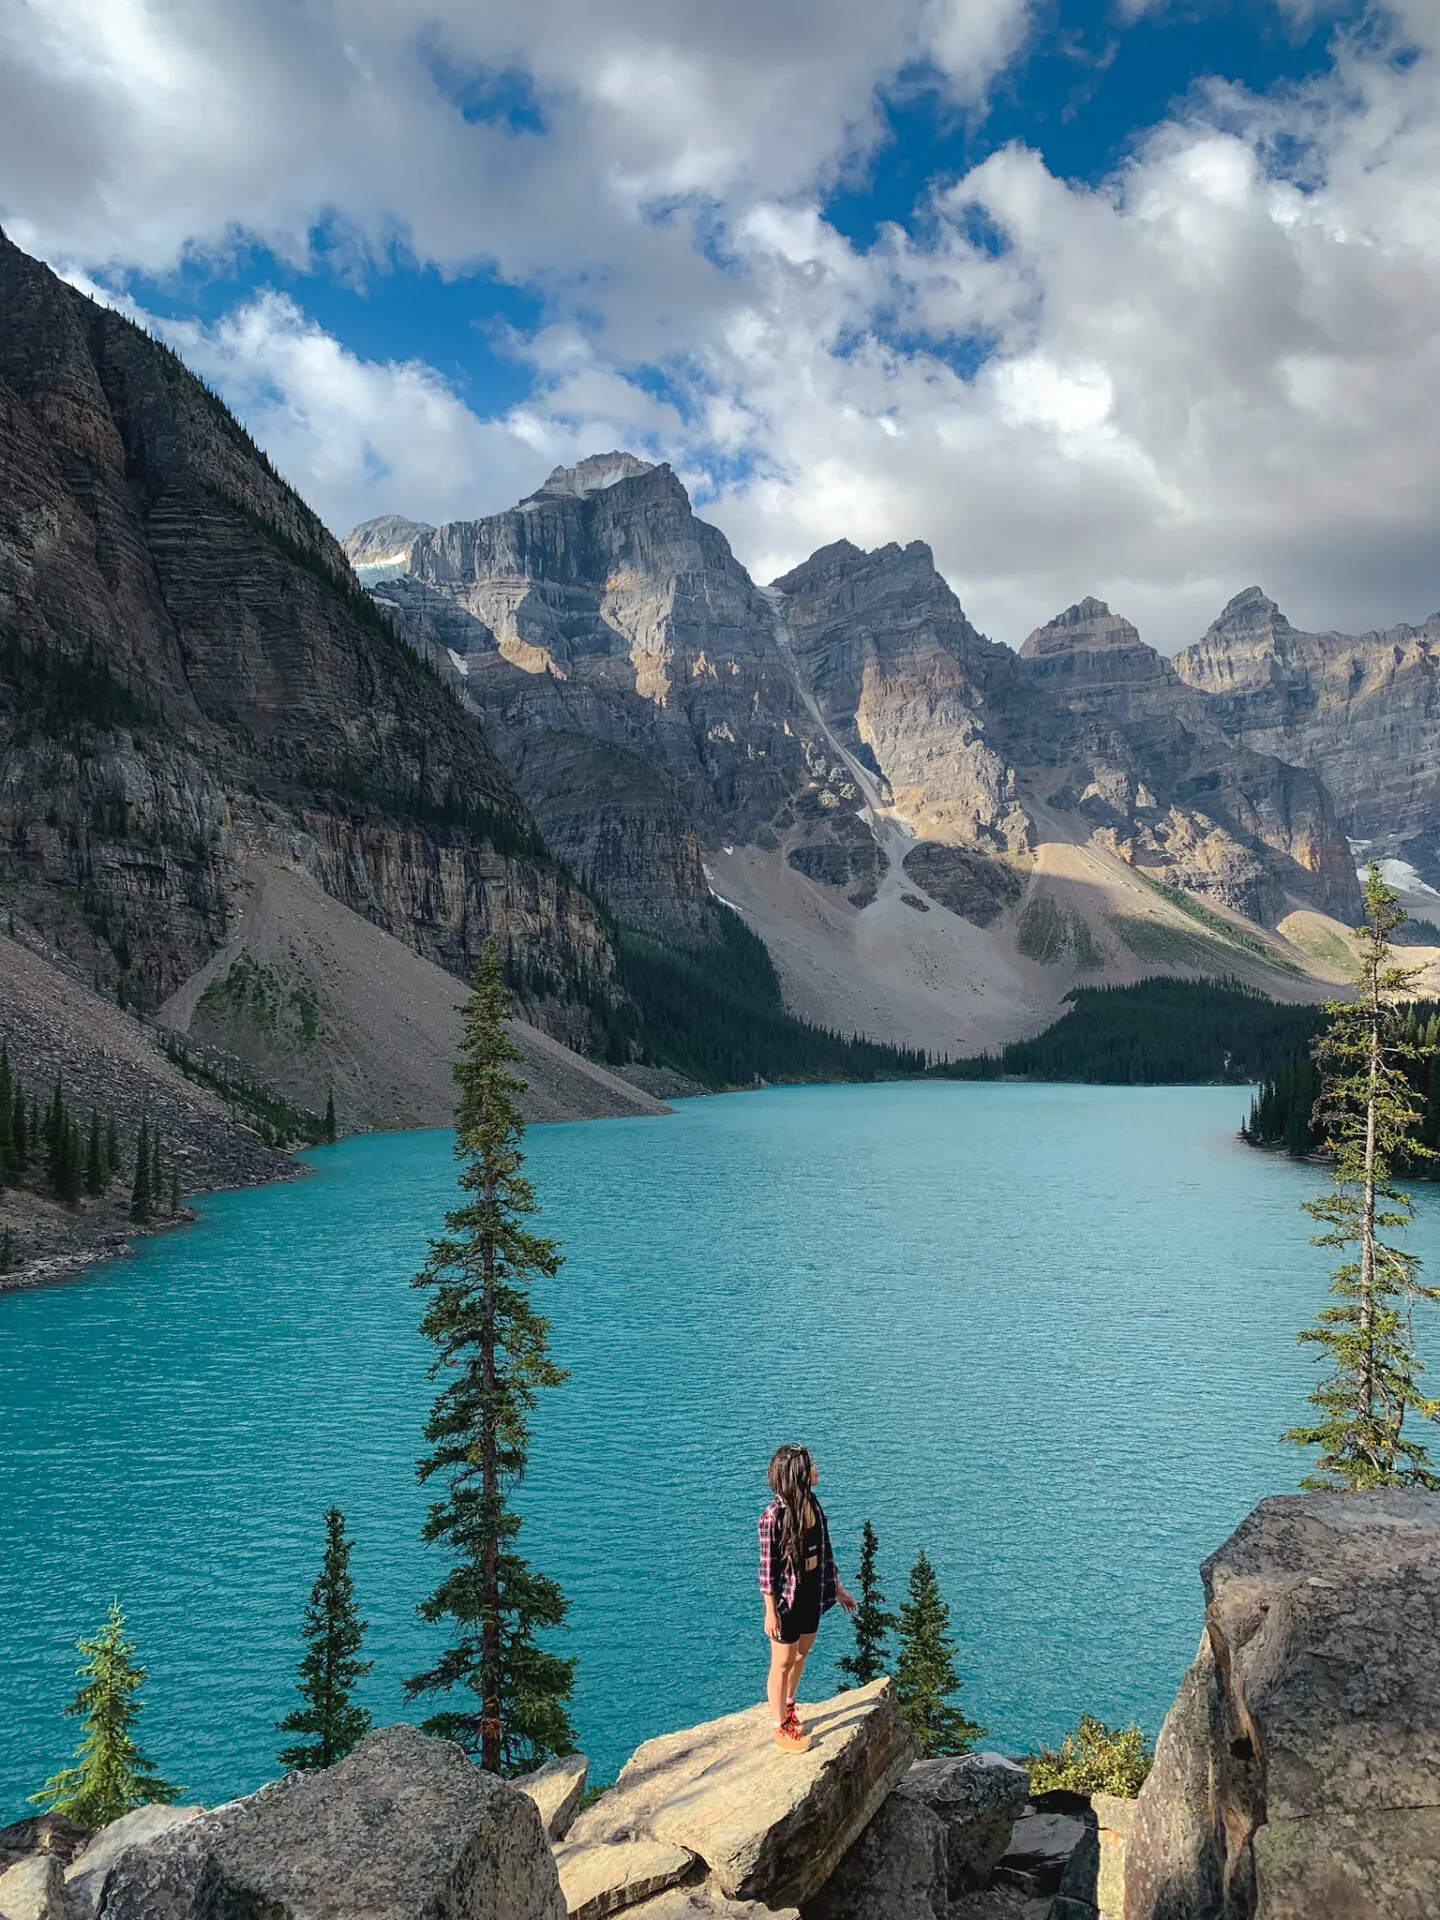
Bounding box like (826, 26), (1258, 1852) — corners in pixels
(568, 1678), (916, 1912)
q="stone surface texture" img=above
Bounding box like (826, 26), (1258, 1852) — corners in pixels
(1090, 1793), (1133, 1920)
(567, 1679), (915, 1911)
(0, 1854), (66, 1920)
(64, 1805), (204, 1917)
(96, 1725), (564, 1920)
(519, 1752), (591, 1843)
(895, 1752), (1030, 1894)
(621, 1888), (799, 1920)
(998, 1812), (1087, 1895)
(800, 1790), (947, 1920)
(0, 1819), (90, 1876)
(1123, 1489), (1440, 1920)
(555, 1837), (697, 1919)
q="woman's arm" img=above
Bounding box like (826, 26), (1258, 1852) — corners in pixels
(758, 1505), (783, 1638)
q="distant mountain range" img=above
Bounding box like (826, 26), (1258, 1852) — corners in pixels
(4, 215), (1438, 1161)
(346, 453), (1440, 1053)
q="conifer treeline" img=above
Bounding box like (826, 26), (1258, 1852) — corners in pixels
(1243, 999), (1440, 1171)
(0, 1043), (181, 1219)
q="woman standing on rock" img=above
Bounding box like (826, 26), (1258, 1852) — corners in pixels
(758, 1443), (856, 1752)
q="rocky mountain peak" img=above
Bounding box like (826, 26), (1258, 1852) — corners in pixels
(1207, 586), (1293, 644)
(342, 514), (435, 578)
(1018, 598), (1146, 661)
(531, 450), (657, 499)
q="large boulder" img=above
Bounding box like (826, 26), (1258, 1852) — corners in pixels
(0, 1854), (67, 1920)
(1123, 1490), (1440, 1920)
(520, 1754), (590, 1842)
(65, 1805), (205, 1917)
(800, 1792), (946, 1920)
(567, 1679), (915, 1910)
(0, 1819), (91, 1876)
(96, 1725), (564, 1920)
(895, 1753), (1030, 1894)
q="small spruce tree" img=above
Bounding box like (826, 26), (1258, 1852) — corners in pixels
(1285, 865), (1440, 1487)
(150, 1129), (163, 1205)
(895, 1550), (986, 1757)
(837, 1521), (895, 1688)
(0, 1227), (11, 1273)
(404, 941), (575, 1775)
(130, 1118), (152, 1223)
(85, 1110), (105, 1196)
(170, 1168), (181, 1214)
(324, 1092), (337, 1143)
(105, 1114), (120, 1178)
(277, 1507), (373, 1771)
(30, 1602), (181, 1825)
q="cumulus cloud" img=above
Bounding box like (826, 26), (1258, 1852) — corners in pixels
(4, 0), (1440, 651)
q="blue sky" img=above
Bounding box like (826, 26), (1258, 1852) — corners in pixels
(1, 0), (1436, 649)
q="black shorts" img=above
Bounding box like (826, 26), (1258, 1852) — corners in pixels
(776, 1589), (821, 1643)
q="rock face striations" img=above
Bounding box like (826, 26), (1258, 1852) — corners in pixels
(1175, 587), (1440, 883)
(1016, 598), (1358, 924)
(362, 457), (833, 936)
(0, 227), (616, 1040)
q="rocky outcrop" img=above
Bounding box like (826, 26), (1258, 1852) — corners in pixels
(1175, 587), (1440, 882)
(64, 1805), (203, 1917)
(800, 1792), (947, 1920)
(1122, 1490), (1440, 1919)
(567, 1679), (916, 1911)
(519, 1752), (591, 1843)
(96, 1725), (564, 1920)
(895, 1754), (1031, 1895)
(0, 227), (618, 1041)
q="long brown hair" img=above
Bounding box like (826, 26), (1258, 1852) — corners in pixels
(767, 1444), (814, 1572)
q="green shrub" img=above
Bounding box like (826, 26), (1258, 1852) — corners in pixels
(1024, 1714), (1154, 1798)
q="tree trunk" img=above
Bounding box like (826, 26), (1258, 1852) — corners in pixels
(1359, 957), (1380, 1444)
(481, 1163), (501, 1776)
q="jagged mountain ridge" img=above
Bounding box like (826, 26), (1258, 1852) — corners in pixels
(0, 228), (618, 1064)
(355, 457), (1379, 1050)
(1175, 586), (1440, 884)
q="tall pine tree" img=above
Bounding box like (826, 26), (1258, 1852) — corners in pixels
(1285, 864), (1440, 1486)
(277, 1507), (373, 1771)
(895, 1550), (985, 1757)
(404, 942), (575, 1775)
(30, 1603), (181, 1825)
(130, 1118), (152, 1224)
(837, 1521), (895, 1687)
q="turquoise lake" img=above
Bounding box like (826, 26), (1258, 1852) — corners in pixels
(5, 1080), (1433, 1818)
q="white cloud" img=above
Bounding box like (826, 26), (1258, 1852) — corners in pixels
(4, 1), (1440, 653)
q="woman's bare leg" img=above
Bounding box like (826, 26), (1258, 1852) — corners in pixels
(767, 1636), (802, 1725)
(786, 1632), (818, 1720)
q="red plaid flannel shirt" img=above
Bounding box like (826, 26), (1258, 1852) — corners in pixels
(757, 1494), (839, 1617)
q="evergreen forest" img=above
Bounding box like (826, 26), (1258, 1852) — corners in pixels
(934, 977), (1330, 1086)
(1243, 1000), (1440, 1170)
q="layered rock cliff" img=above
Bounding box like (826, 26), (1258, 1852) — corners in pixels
(1174, 587), (1440, 883)
(357, 459), (857, 935)
(0, 228), (616, 1045)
